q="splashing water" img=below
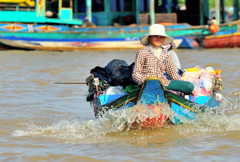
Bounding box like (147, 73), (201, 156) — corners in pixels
(12, 91), (240, 144)
(179, 93), (240, 132)
(12, 103), (173, 143)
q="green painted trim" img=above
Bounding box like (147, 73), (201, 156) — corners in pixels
(0, 11), (37, 22)
(60, 8), (73, 20)
(0, 12), (82, 25)
(95, 89), (140, 117)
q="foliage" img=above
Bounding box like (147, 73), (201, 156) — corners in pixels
(209, 0), (234, 9)
(177, 0), (238, 9)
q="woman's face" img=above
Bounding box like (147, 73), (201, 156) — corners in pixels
(149, 35), (165, 47)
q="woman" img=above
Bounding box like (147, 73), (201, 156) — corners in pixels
(132, 24), (193, 94)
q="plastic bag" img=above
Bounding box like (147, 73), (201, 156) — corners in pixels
(105, 86), (125, 95)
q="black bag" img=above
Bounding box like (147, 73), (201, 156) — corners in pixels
(105, 59), (131, 87)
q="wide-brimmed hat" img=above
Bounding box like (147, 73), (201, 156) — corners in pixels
(140, 24), (174, 46)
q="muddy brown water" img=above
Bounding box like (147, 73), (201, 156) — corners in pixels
(0, 48), (239, 161)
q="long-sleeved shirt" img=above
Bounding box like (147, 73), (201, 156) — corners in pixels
(132, 46), (182, 86)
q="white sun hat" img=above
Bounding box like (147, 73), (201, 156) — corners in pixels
(140, 24), (174, 46)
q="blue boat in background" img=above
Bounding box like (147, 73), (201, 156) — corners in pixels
(175, 36), (200, 49)
(0, 0), (219, 50)
(0, 34), (184, 50)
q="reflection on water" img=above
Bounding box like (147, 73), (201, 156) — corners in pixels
(0, 49), (240, 161)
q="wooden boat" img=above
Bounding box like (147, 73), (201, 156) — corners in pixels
(202, 20), (240, 48)
(0, 22), (203, 50)
(203, 33), (240, 48)
(0, 0), (240, 50)
(87, 76), (222, 127)
(1, 20), (239, 50)
(175, 36), (199, 49)
(0, 0), (200, 50)
(0, 35), (144, 50)
(203, 30), (240, 48)
(0, 35), (183, 51)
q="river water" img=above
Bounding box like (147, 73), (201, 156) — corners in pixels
(0, 48), (240, 161)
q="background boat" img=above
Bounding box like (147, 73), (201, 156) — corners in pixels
(0, 0), (239, 50)
(203, 21), (240, 48)
(175, 36), (199, 49)
(0, 23), (203, 50)
(0, 20), (239, 50)
(0, 34), (184, 51)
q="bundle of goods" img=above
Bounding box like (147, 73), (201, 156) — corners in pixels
(182, 65), (223, 104)
(86, 59), (138, 112)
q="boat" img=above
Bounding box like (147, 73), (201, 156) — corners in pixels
(0, 0), (194, 50)
(175, 36), (199, 49)
(0, 22), (203, 50)
(203, 20), (240, 48)
(0, 0), (231, 51)
(1, 20), (240, 50)
(0, 34), (183, 51)
(86, 61), (223, 127)
(0, 0), (239, 50)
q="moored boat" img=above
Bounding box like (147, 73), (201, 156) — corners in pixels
(0, 22), (202, 50)
(1, 20), (239, 50)
(0, 35), (183, 51)
(0, 0), (240, 50)
(202, 20), (240, 48)
(203, 32), (240, 48)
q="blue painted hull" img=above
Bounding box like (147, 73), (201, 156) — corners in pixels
(0, 35), (143, 50)
(175, 36), (199, 49)
(95, 77), (221, 126)
(0, 35), (183, 50)
(0, 23), (202, 50)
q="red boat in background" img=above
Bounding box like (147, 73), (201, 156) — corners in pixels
(203, 21), (240, 48)
(204, 32), (240, 48)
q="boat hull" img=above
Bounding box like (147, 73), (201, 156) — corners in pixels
(1, 21), (240, 50)
(0, 23), (210, 50)
(94, 77), (220, 126)
(204, 32), (240, 48)
(0, 35), (182, 51)
(175, 36), (199, 49)
(203, 21), (240, 48)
